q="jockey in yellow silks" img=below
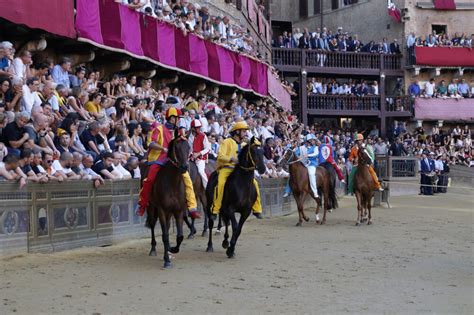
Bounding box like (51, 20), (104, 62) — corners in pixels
(211, 121), (263, 219)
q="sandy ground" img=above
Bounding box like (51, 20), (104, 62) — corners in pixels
(1, 193), (472, 315)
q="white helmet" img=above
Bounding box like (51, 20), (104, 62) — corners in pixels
(191, 119), (202, 128)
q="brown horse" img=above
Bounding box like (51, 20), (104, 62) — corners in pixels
(184, 160), (217, 238)
(353, 147), (374, 226)
(146, 136), (191, 268)
(279, 148), (338, 226)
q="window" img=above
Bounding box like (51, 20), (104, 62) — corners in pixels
(343, 0), (359, 5)
(300, 0), (308, 18)
(432, 24), (447, 36)
(314, 0), (321, 14)
(332, 0), (339, 10)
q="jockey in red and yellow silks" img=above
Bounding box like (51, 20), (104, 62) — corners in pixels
(348, 133), (383, 193)
(211, 121), (263, 219)
(137, 107), (200, 219)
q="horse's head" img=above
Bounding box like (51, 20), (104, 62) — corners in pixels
(239, 137), (266, 174)
(277, 148), (296, 170)
(357, 146), (372, 166)
(168, 135), (190, 174)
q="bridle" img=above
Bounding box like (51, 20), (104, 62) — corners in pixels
(279, 148), (301, 166)
(168, 137), (188, 172)
(239, 143), (258, 171)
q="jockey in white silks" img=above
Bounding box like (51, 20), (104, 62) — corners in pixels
(304, 133), (319, 198)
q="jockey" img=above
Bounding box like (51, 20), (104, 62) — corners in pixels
(348, 133), (383, 194)
(305, 134), (319, 198)
(136, 107), (200, 219)
(319, 136), (346, 183)
(188, 119), (210, 187)
(211, 121), (263, 220)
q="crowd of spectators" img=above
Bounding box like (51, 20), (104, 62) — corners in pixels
(306, 78), (379, 96)
(273, 26), (402, 54)
(408, 78), (474, 99)
(115, 0), (262, 59)
(406, 31), (474, 49)
(0, 38), (301, 187)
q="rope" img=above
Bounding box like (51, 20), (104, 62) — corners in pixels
(381, 179), (473, 191)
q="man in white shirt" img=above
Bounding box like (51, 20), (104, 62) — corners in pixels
(10, 50), (32, 81)
(51, 152), (81, 180)
(21, 77), (42, 113)
(424, 79), (436, 97)
(110, 152), (132, 179)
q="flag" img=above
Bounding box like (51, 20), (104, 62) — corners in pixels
(434, 0), (456, 10)
(387, 0), (401, 23)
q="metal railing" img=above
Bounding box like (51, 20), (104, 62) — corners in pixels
(307, 95), (380, 111)
(272, 48), (402, 70)
(385, 95), (414, 113)
(375, 156), (419, 180)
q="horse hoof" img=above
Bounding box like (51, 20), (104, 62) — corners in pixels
(201, 230), (208, 237)
(296, 222), (302, 227)
(187, 234), (195, 240)
(215, 229), (221, 235)
(149, 250), (157, 256)
(315, 220), (320, 224)
(328, 209), (333, 213)
(320, 220), (326, 225)
(367, 221), (372, 225)
(226, 248), (235, 258)
(303, 216), (310, 222)
(222, 240), (229, 249)
(355, 222), (361, 226)
(169, 247), (180, 254)
(163, 261), (172, 269)
(206, 246), (213, 253)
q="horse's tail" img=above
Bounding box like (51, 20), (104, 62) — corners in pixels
(320, 162), (338, 210)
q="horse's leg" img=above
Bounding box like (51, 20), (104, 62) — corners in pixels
(222, 212), (230, 249)
(294, 193), (304, 226)
(226, 211), (249, 258)
(183, 214), (195, 239)
(300, 192), (310, 222)
(367, 196), (373, 225)
(312, 190), (322, 224)
(206, 213), (214, 252)
(320, 186), (329, 225)
(158, 211), (172, 268)
(202, 211), (209, 237)
(148, 207), (157, 256)
(354, 192), (362, 226)
(361, 194), (368, 222)
(169, 212), (184, 254)
(216, 214), (222, 234)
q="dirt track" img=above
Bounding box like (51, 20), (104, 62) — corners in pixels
(1, 194), (472, 314)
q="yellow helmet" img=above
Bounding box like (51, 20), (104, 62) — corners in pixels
(230, 121), (249, 133)
(356, 133), (364, 141)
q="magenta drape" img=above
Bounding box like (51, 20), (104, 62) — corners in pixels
(415, 47), (474, 67)
(75, 0), (270, 96)
(0, 0), (75, 38)
(415, 98), (474, 120)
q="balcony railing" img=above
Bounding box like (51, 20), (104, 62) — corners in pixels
(272, 48), (402, 70)
(307, 95), (381, 112)
(386, 96), (414, 113)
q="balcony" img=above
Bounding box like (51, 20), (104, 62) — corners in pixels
(272, 48), (403, 75)
(305, 95), (413, 117)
